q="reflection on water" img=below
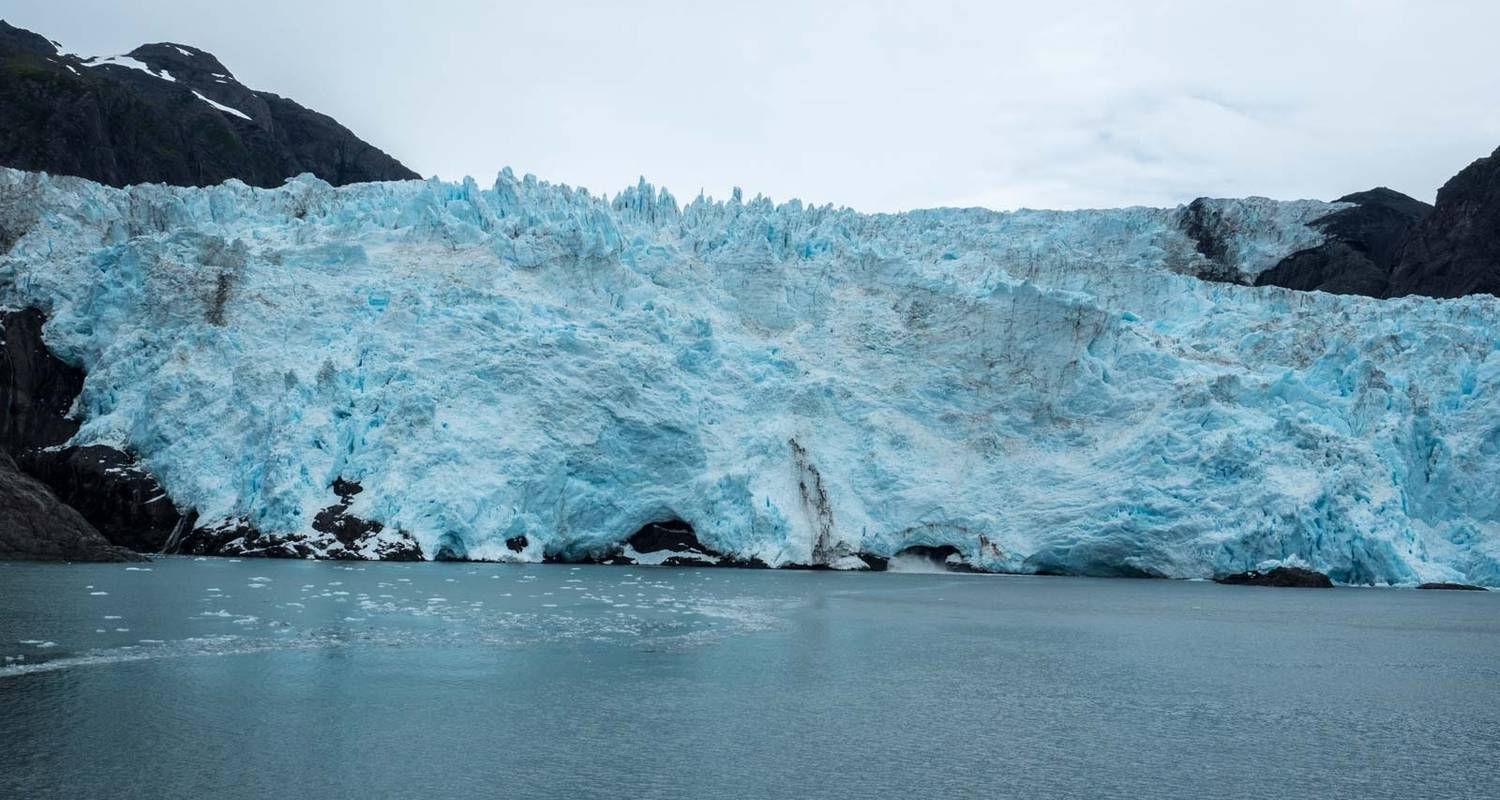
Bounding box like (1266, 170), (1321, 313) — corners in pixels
(1, 559), (780, 676)
(2, 558), (1497, 800)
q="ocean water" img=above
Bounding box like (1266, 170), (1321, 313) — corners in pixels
(1, 558), (1496, 799)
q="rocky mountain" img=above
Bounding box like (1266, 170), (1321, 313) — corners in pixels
(0, 449), (140, 562)
(1253, 149), (1500, 299)
(1388, 145), (1500, 298)
(0, 20), (418, 187)
(1252, 188), (1433, 296)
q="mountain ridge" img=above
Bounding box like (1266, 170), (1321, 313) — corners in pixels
(0, 20), (419, 188)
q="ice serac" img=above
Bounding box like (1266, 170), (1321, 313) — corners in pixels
(0, 166), (1498, 585)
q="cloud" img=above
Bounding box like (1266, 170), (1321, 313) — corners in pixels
(10, 0), (1500, 211)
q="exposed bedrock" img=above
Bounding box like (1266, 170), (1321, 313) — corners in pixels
(310, 478), (423, 560)
(0, 21), (419, 189)
(1389, 145), (1500, 298)
(19, 444), (181, 551)
(0, 450), (142, 562)
(172, 514), (290, 557)
(1254, 145), (1500, 299)
(1416, 582), (1488, 591)
(172, 512), (422, 561)
(170, 480), (425, 561)
(0, 307), (83, 453)
(1254, 188), (1433, 296)
(1214, 566), (1334, 588)
(0, 308), (154, 560)
(1176, 198), (1248, 283)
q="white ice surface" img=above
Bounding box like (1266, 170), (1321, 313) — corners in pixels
(190, 90), (252, 120)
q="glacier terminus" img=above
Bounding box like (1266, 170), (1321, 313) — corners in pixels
(1, 166), (1497, 585)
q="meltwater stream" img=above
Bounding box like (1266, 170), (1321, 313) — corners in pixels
(2, 558), (1497, 799)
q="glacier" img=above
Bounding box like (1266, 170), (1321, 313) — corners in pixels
(1, 166), (1497, 584)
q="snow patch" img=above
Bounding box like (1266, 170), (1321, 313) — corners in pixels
(81, 54), (154, 74)
(191, 90), (252, 121)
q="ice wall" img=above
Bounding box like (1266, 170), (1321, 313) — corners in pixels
(1, 167), (1496, 584)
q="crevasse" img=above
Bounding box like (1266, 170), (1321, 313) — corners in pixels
(1, 167), (1496, 584)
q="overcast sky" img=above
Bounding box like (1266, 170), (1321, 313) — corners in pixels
(8, 0), (1500, 212)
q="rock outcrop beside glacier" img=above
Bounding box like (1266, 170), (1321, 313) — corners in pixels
(0, 449), (140, 562)
(1252, 147), (1500, 299)
(1389, 145), (1500, 298)
(1253, 188), (1433, 296)
(1, 166), (1497, 585)
(0, 306), (148, 561)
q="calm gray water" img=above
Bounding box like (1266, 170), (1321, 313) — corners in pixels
(1, 558), (1497, 800)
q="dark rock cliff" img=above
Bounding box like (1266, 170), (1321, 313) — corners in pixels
(0, 20), (419, 188)
(0, 309), (144, 561)
(0, 449), (140, 562)
(19, 445), (181, 552)
(1253, 188), (1433, 296)
(0, 308), (176, 559)
(1388, 146), (1500, 298)
(1252, 147), (1500, 299)
(0, 306), (82, 453)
